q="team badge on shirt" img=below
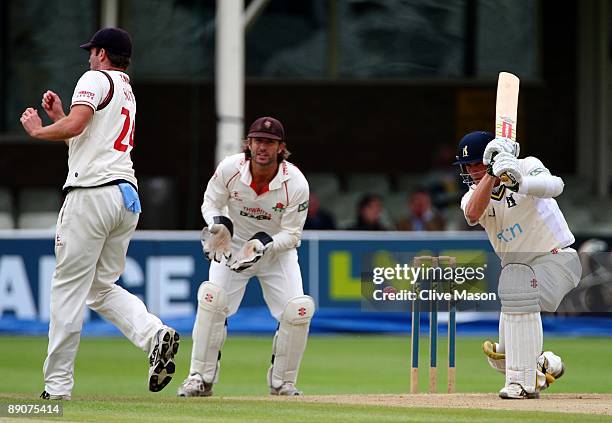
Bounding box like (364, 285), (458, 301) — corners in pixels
(273, 202), (286, 213)
(505, 193), (517, 208)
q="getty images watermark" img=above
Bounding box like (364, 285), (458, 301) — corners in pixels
(361, 249), (612, 313)
(360, 254), (501, 312)
(370, 262), (494, 302)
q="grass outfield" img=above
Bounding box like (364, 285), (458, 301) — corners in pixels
(0, 335), (611, 422)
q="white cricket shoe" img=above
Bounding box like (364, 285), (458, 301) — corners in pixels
(40, 390), (71, 401)
(499, 383), (539, 399)
(148, 326), (180, 392)
(177, 373), (213, 397)
(270, 382), (303, 396)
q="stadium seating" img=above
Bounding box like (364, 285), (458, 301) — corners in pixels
(346, 173), (392, 194)
(306, 172), (341, 204)
(17, 188), (61, 229)
(328, 191), (364, 229)
(0, 188), (15, 229)
(5, 172), (605, 233)
(395, 173), (424, 193)
(383, 192), (408, 223)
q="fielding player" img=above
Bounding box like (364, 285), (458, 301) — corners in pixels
(454, 131), (581, 399)
(20, 28), (179, 400)
(177, 117), (314, 397)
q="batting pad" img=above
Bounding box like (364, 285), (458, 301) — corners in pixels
(498, 312), (507, 354)
(190, 282), (229, 383)
(498, 263), (540, 313)
(504, 312), (543, 392)
(268, 295), (315, 389)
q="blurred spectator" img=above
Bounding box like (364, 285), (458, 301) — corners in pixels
(396, 190), (445, 231)
(424, 145), (463, 209)
(349, 194), (388, 230)
(304, 192), (336, 230)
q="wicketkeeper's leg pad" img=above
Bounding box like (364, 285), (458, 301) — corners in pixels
(268, 295), (315, 389)
(189, 282), (229, 383)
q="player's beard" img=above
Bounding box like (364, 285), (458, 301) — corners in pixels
(253, 151), (276, 167)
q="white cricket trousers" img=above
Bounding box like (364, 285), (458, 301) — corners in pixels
(209, 248), (305, 319)
(531, 247), (581, 312)
(44, 186), (163, 396)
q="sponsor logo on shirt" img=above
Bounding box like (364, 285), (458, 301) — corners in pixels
(240, 206), (272, 221)
(529, 167), (548, 176)
(298, 200), (309, 212)
(496, 222), (523, 243)
(76, 90), (95, 100)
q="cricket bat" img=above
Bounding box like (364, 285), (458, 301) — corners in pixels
(495, 72), (520, 183)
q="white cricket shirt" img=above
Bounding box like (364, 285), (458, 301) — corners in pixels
(460, 156), (575, 265)
(64, 70), (137, 189)
(202, 153), (310, 252)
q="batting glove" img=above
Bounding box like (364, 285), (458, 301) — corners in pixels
(483, 137), (520, 165)
(228, 232), (273, 272)
(492, 152), (522, 190)
(201, 216), (233, 262)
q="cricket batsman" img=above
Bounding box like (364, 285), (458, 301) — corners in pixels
(454, 131), (582, 399)
(177, 116), (314, 397)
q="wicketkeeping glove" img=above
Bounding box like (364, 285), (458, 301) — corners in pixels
(492, 152), (522, 191)
(201, 216), (233, 262)
(228, 232), (273, 272)
(483, 137), (520, 165)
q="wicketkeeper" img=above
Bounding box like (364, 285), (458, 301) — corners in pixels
(178, 116), (314, 397)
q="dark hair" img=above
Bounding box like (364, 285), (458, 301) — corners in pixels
(353, 193), (384, 229)
(106, 50), (131, 69)
(94, 47), (130, 69)
(243, 138), (291, 164)
(358, 194), (382, 212)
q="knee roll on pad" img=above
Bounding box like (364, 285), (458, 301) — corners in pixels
(268, 296), (315, 389)
(191, 282), (229, 383)
(197, 282), (229, 311)
(281, 295), (315, 325)
(498, 263), (541, 313)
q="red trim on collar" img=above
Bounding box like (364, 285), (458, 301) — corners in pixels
(250, 180), (269, 196)
(226, 171), (240, 188)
